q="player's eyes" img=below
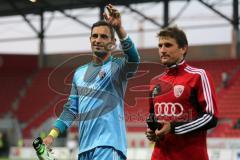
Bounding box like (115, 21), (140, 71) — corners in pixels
(158, 43), (173, 48)
(91, 34), (98, 38)
(164, 43), (173, 47)
(101, 34), (109, 39)
(91, 34), (109, 39)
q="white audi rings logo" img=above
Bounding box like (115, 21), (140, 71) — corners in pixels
(154, 102), (184, 117)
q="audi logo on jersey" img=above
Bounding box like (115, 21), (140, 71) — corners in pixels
(154, 102), (184, 117)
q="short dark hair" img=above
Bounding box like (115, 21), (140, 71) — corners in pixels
(91, 20), (115, 39)
(157, 26), (188, 56)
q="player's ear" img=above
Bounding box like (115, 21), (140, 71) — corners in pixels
(183, 45), (188, 52)
(180, 45), (188, 56)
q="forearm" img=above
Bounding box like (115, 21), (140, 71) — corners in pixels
(53, 104), (77, 134)
(44, 127), (61, 147)
(115, 26), (127, 40)
(120, 36), (140, 62)
(54, 119), (68, 134)
(171, 113), (218, 134)
(48, 127), (60, 139)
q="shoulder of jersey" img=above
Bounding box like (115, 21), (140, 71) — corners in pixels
(75, 63), (89, 72)
(112, 57), (124, 64)
(153, 72), (166, 79)
(113, 57), (124, 61)
(184, 64), (207, 73)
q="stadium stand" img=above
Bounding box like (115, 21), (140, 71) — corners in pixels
(0, 68), (32, 117)
(0, 55), (37, 118)
(16, 68), (57, 122)
(15, 67), (72, 138)
(208, 67), (240, 138)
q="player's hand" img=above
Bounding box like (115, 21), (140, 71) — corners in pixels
(103, 4), (122, 29)
(43, 135), (54, 151)
(155, 120), (171, 137)
(145, 128), (159, 142)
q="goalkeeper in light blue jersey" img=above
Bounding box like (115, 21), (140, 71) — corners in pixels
(43, 4), (140, 160)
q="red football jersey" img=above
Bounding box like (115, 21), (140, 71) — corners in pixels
(149, 61), (218, 160)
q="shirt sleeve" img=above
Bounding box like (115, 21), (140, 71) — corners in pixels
(54, 74), (78, 134)
(119, 35), (140, 79)
(171, 70), (218, 134)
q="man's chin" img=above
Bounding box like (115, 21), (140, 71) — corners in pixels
(160, 60), (174, 67)
(160, 59), (169, 65)
(94, 51), (108, 59)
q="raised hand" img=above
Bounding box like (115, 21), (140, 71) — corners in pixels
(103, 4), (122, 29)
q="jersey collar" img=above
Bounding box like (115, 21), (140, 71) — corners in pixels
(165, 60), (186, 74)
(92, 56), (112, 66)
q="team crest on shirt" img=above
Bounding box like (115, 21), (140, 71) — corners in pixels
(98, 70), (106, 79)
(173, 85), (184, 98)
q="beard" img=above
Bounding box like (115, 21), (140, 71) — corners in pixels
(93, 51), (108, 60)
(161, 56), (184, 68)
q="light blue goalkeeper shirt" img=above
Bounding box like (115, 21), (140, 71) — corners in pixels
(54, 35), (140, 158)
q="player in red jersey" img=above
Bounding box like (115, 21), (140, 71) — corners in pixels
(145, 26), (218, 160)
